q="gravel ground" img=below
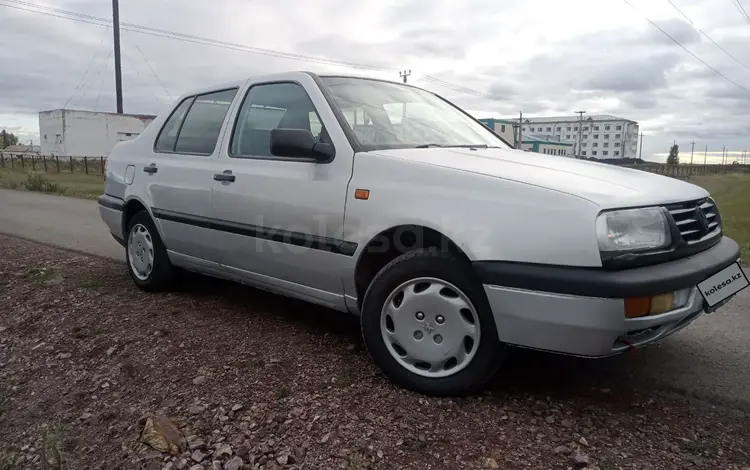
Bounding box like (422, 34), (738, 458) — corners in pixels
(1, 234), (749, 470)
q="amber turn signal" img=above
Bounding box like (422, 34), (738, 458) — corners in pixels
(649, 293), (674, 314)
(625, 292), (677, 318)
(354, 189), (370, 200)
(624, 296), (651, 318)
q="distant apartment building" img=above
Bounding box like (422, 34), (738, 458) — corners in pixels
(478, 118), (517, 145)
(519, 115), (640, 159)
(479, 118), (573, 157)
(39, 109), (156, 156)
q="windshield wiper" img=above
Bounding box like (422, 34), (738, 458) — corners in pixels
(414, 144), (501, 149)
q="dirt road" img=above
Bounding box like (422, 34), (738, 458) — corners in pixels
(1, 235), (749, 469)
(1, 188), (750, 412)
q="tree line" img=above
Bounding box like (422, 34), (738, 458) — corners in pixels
(0, 129), (19, 149)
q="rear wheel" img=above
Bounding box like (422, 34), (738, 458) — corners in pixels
(126, 210), (175, 291)
(361, 249), (506, 396)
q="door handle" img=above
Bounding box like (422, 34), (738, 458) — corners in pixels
(143, 164), (158, 174)
(213, 171), (235, 183)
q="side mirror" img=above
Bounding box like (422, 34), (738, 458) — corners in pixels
(270, 128), (334, 162)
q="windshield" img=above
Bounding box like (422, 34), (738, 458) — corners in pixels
(320, 77), (510, 151)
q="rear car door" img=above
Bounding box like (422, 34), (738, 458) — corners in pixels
(210, 78), (356, 307)
(146, 88), (238, 263)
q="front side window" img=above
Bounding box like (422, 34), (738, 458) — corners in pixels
(155, 97), (193, 152)
(230, 82), (323, 158)
(174, 89), (238, 155)
(321, 77), (509, 151)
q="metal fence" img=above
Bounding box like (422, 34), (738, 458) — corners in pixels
(0, 154), (106, 176)
(622, 163), (749, 179)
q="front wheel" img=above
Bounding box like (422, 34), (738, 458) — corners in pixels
(360, 249), (506, 396)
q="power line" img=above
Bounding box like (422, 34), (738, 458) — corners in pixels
(0, 0), (391, 72)
(730, 0), (750, 24)
(134, 43), (172, 99)
(61, 26), (110, 109)
(93, 59), (109, 111)
(420, 75), (505, 102)
(667, 0), (750, 73)
(0, 0), (505, 103)
(121, 47), (164, 106)
(621, 0), (750, 95)
(75, 48), (113, 109)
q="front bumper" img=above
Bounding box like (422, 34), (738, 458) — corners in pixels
(475, 236), (741, 357)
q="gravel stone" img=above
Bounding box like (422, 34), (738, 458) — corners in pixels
(573, 452), (590, 467)
(223, 456), (243, 470)
(0, 235), (749, 470)
(553, 445), (572, 455)
(215, 444), (232, 459)
(191, 450), (207, 463)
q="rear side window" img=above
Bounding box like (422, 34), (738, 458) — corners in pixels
(154, 97), (193, 152)
(174, 88), (238, 155)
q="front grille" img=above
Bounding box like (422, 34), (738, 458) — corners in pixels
(666, 198), (721, 243)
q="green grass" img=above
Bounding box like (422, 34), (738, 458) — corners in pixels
(690, 173), (750, 261)
(41, 423), (66, 469)
(0, 167), (103, 199)
(25, 266), (54, 284)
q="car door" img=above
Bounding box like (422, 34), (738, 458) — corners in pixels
(146, 88), (238, 264)
(210, 77), (355, 307)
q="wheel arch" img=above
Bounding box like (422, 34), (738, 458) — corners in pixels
(353, 224), (470, 310)
(121, 196), (156, 240)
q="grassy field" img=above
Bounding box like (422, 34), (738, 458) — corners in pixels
(0, 167), (103, 199)
(0, 166), (747, 258)
(691, 173), (750, 260)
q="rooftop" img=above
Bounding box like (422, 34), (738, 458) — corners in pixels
(1, 144), (41, 153)
(39, 109), (157, 120)
(520, 114), (637, 124)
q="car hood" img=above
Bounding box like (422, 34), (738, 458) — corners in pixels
(371, 147), (709, 208)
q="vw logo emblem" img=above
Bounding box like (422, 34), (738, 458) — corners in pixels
(695, 207), (710, 234)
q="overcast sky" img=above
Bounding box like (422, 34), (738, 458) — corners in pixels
(1, 0), (750, 163)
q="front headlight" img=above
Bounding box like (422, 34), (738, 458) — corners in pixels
(596, 207), (671, 253)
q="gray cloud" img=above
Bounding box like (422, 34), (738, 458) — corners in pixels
(0, 0), (749, 163)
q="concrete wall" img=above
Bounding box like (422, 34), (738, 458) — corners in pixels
(39, 110), (155, 156)
(39, 110), (65, 155)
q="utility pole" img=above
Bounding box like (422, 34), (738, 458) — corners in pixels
(639, 132), (643, 159)
(399, 70), (411, 84)
(704, 145), (707, 165)
(575, 111), (585, 157)
(690, 141), (695, 165)
(722, 146), (726, 165)
(517, 111), (523, 150)
(112, 0), (123, 114)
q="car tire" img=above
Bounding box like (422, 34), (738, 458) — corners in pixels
(125, 210), (175, 291)
(361, 248), (506, 396)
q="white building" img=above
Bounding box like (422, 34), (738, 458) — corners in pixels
(479, 118), (573, 157)
(518, 115), (639, 159)
(39, 109), (156, 156)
